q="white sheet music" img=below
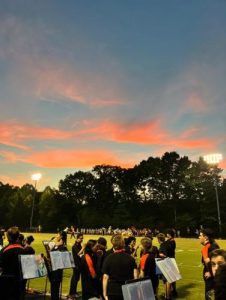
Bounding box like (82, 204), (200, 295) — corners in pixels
(20, 254), (47, 279)
(122, 279), (155, 300)
(50, 251), (75, 271)
(156, 258), (182, 283)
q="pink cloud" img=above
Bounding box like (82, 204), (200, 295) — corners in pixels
(0, 121), (72, 149)
(220, 159), (226, 170)
(0, 173), (50, 189)
(0, 119), (217, 153)
(32, 61), (128, 107)
(185, 93), (208, 113)
(180, 127), (203, 139)
(0, 174), (31, 187)
(0, 16), (127, 108)
(0, 149), (134, 169)
(74, 119), (215, 150)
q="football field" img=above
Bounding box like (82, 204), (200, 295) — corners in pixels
(18, 233), (226, 300)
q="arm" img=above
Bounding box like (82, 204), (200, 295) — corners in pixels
(139, 269), (144, 278)
(103, 273), (109, 300)
(78, 244), (86, 256)
(133, 268), (138, 279)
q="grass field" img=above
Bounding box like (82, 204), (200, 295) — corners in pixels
(11, 233), (226, 300)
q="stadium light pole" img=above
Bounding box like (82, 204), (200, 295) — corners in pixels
(30, 173), (42, 231)
(203, 153), (223, 237)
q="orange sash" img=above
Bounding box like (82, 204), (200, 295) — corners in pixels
(140, 253), (149, 271)
(201, 243), (210, 260)
(85, 254), (96, 278)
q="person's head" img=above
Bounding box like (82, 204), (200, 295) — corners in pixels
(145, 232), (153, 240)
(210, 249), (226, 276)
(199, 228), (215, 245)
(97, 237), (107, 248)
(25, 235), (34, 245)
(110, 233), (121, 246)
(140, 237), (152, 253)
(76, 233), (83, 244)
(111, 234), (125, 250)
(6, 226), (20, 243)
(214, 264), (226, 300)
(85, 239), (97, 255)
(56, 230), (67, 245)
(125, 236), (136, 248)
(18, 233), (25, 246)
(157, 233), (165, 244)
(166, 229), (175, 239)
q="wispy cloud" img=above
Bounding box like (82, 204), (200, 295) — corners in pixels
(0, 121), (72, 149)
(74, 119), (215, 150)
(0, 15), (127, 108)
(0, 119), (217, 152)
(0, 149), (133, 169)
(184, 93), (208, 113)
(0, 174), (29, 187)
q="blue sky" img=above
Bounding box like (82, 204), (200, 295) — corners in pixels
(0, 0), (226, 189)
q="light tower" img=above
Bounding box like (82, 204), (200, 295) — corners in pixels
(203, 154), (223, 237)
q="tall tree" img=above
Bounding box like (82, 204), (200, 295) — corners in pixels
(159, 152), (191, 226)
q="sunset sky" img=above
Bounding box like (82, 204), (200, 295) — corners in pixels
(0, 0), (226, 190)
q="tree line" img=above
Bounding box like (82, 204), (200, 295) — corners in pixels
(0, 152), (225, 236)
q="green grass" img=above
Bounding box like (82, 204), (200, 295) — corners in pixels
(9, 233), (226, 299)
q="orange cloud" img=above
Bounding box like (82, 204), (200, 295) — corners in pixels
(75, 119), (215, 150)
(33, 61), (127, 107)
(220, 159), (226, 170)
(75, 119), (167, 144)
(0, 119), (217, 155)
(0, 173), (50, 189)
(0, 174), (30, 188)
(0, 121), (72, 149)
(0, 15), (127, 108)
(0, 149), (134, 169)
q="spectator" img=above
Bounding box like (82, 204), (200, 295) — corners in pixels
(80, 239), (100, 300)
(96, 237), (108, 298)
(139, 237), (158, 295)
(214, 264), (226, 300)
(199, 228), (219, 300)
(0, 226), (25, 300)
(24, 235), (35, 254)
(68, 233), (84, 300)
(49, 231), (68, 300)
(124, 236), (137, 257)
(210, 249), (226, 277)
(102, 234), (138, 300)
(166, 229), (177, 297)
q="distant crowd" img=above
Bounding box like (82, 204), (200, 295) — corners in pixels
(64, 225), (202, 239)
(0, 226), (226, 300)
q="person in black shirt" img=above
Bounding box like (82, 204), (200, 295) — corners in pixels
(80, 239), (100, 300)
(166, 229), (177, 297)
(102, 234), (138, 300)
(0, 226), (25, 300)
(68, 233), (84, 300)
(48, 231), (68, 300)
(139, 237), (158, 295)
(23, 235), (35, 254)
(214, 264), (226, 300)
(157, 232), (173, 300)
(199, 228), (219, 300)
(95, 237), (108, 298)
